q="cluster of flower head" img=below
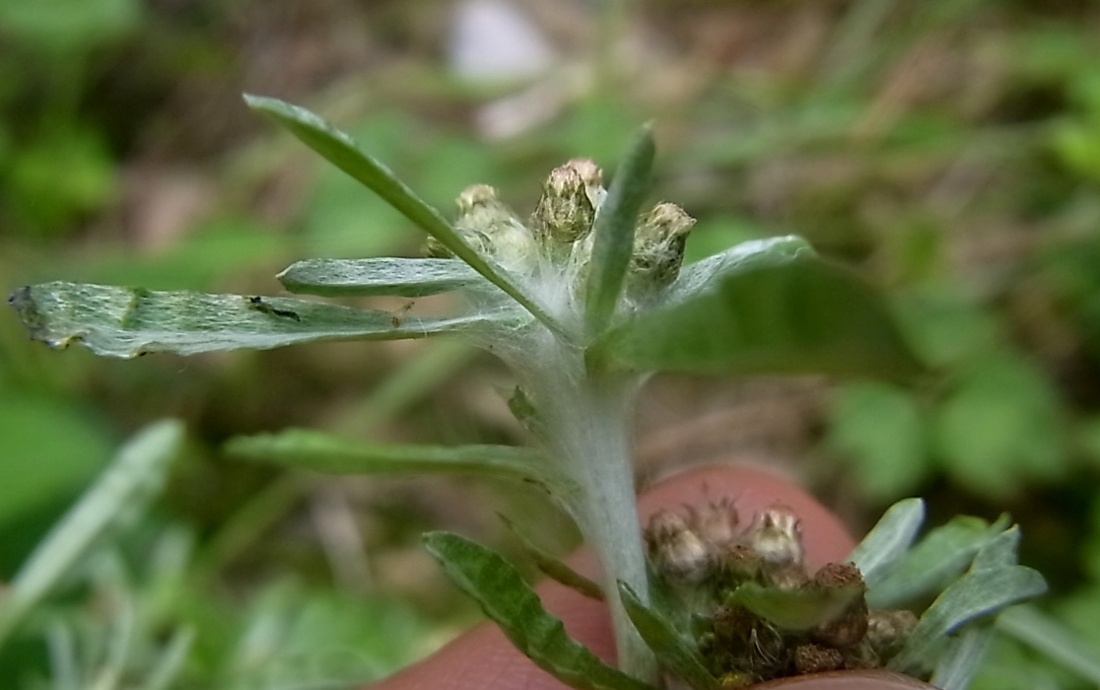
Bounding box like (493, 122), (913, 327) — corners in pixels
(427, 159), (695, 316)
(644, 500), (918, 688)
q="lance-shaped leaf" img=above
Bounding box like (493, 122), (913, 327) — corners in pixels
(500, 513), (604, 601)
(928, 624), (994, 690)
(867, 515), (1010, 609)
(592, 255), (924, 380)
(278, 257), (490, 297)
(423, 532), (657, 690)
(0, 420), (183, 646)
(618, 582), (718, 690)
(848, 498), (925, 587)
(226, 428), (573, 494)
(725, 581), (864, 631)
(888, 564), (1047, 672)
(662, 235), (815, 306)
(585, 124), (655, 337)
(9, 282), (506, 358)
(244, 95), (561, 335)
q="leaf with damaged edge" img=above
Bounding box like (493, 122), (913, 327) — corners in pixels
(423, 532), (657, 690)
(585, 124), (655, 337)
(726, 581), (864, 631)
(499, 514), (604, 601)
(594, 256), (923, 381)
(278, 257), (489, 297)
(9, 282), (507, 358)
(848, 498), (925, 587)
(618, 582), (718, 690)
(244, 94), (561, 335)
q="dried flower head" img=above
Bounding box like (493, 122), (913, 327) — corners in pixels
(645, 509), (712, 584)
(744, 505), (804, 568)
(687, 498), (740, 550)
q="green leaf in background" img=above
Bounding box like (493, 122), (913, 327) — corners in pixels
(0, 0), (140, 51)
(997, 605), (1100, 687)
(725, 581), (864, 631)
(244, 95), (560, 334)
(0, 395), (113, 528)
(827, 382), (929, 500)
(500, 514), (604, 601)
(934, 352), (1067, 497)
(929, 625), (995, 690)
(9, 282), (504, 358)
(423, 532), (657, 690)
(596, 256), (923, 380)
(225, 429), (575, 499)
(617, 582), (717, 690)
(868, 515), (1010, 609)
(847, 497), (925, 587)
(585, 124), (655, 337)
(278, 258), (489, 297)
(0, 420), (184, 646)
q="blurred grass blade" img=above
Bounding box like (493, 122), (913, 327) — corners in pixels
(997, 605), (1100, 686)
(226, 428), (574, 495)
(726, 581), (864, 631)
(848, 498), (925, 586)
(618, 582), (718, 690)
(868, 515), (1009, 608)
(928, 624), (994, 690)
(499, 513), (604, 601)
(585, 124), (655, 337)
(278, 257), (488, 297)
(889, 565), (1047, 672)
(594, 257), (923, 380)
(0, 420), (184, 646)
(243, 95), (561, 335)
(9, 282), (507, 358)
(423, 532), (657, 690)
(145, 626), (196, 690)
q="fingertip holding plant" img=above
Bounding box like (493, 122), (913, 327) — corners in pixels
(7, 95), (1043, 689)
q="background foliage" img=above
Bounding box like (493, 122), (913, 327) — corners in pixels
(1, 0), (1099, 687)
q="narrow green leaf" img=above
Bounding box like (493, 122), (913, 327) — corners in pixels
(244, 95), (562, 336)
(928, 625), (994, 690)
(663, 235), (814, 305)
(888, 565), (1047, 672)
(868, 515), (1009, 608)
(9, 282), (505, 358)
(278, 257), (488, 297)
(997, 605), (1100, 686)
(594, 257), (924, 380)
(226, 428), (571, 492)
(618, 582), (718, 690)
(848, 498), (925, 587)
(585, 124), (655, 337)
(726, 581), (863, 631)
(0, 420), (184, 646)
(500, 514), (604, 601)
(423, 532), (657, 690)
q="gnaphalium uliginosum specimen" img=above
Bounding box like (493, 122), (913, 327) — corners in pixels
(8, 95), (1043, 690)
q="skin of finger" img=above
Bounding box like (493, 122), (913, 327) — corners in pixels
(370, 464), (929, 690)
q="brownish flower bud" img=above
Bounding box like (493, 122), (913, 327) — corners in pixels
(865, 608), (918, 660)
(645, 509), (711, 583)
(745, 506), (804, 568)
(630, 202), (695, 289)
(811, 563), (869, 647)
(443, 184), (534, 269)
(719, 543), (762, 584)
(688, 498), (740, 550)
(532, 161), (599, 245)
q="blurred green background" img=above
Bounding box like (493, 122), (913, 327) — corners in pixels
(2, 0), (1099, 687)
